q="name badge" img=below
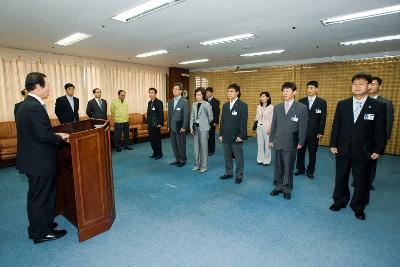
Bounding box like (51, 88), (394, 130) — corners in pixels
(364, 114), (375, 120)
(232, 110), (237, 115)
(291, 115), (298, 122)
(151, 107), (156, 111)
(315, 109), (321, 113)
(176, 107), (181, 111)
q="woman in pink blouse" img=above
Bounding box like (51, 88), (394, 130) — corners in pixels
(254, 91), (274, 165)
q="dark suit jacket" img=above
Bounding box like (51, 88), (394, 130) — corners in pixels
(270, 101), (308, 151)
(147, 98), (164, 129)
(168, 97), (189, 132)
(208, 97), (220, 125)
(16, 96), (63, 176)
(55, 95), (79, 124)
(86, 98), (107, 120)
(219, 98), (248, 143)
(376, 95), (394, 140)
(299, 96), (327, 139)
(14, 100), (24, 121)
(330, 97), (386, 160)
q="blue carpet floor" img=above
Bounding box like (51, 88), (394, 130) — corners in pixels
(0, 136), (399, 267)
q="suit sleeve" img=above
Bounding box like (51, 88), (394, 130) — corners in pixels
(374, 102), (387, 154)
(385, 100), (394, 139)
(30, 105), (63, 146)
(55, 97), (62, 121)
(157, 100), (164, 126)
(269, 106), (277, 143)
(330, 102), (341, 147)
(75, 98), (80, 121)
(319, 99), (327, 135)
(298, 104), (308, 146)
(239, 102), (248, 140)
(86, 101), (93, 118)
(183, 100), (189, 130)
(219, 104), (225, 137)
(189, 104), (195, 132)
(214, 99), (220, 124)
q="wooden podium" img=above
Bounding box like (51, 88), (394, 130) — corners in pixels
(52, 119), (116, 242)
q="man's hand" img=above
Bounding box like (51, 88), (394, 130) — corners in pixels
(56, 132), (69, 140)
(180, 128), (186, 133)
(236, 137), (243, 143)
(213, 123), (217, 126)
(269, 142), (273, 147)
(219, 136), (223, 142)
(297, 144), (302, 150)
(157, 124), (162, 128)
(330, 147), (338, 154)
(317, 134), (323, 139)
(371, 153), (380, 160)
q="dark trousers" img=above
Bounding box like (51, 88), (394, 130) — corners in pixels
(333, 154), (371, 212)
(114, 122), (130, 148)
(149, 127), (162, 156)
(208, 126), (216, 154)
(27, 175), (56, 239)
(223, 142), (244, 178)
(370, 159), (378, 185)
(296, 137), (319, 173)
(170, 131), (186, 163)
(273, 150), (296, 193)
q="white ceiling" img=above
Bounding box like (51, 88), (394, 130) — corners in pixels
(0, 0), (399, 70)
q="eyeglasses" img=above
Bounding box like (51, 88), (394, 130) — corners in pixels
(352, 82), (368, 86)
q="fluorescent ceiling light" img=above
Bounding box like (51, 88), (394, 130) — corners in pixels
(240, 49), (286, 57)
(200, 33), (256, 46)
(234, 70), (258, 73)
(321, 5), (400, 25)
(111, 0), (185, 22)
(136, 50), (168, 57)
(55, 32), (92, 46)
(339, 35), (400, 46)
(179, 59), (209, 64)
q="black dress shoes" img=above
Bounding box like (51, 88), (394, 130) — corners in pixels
(124, 146), (133, 150)
(283, 192), (291, 200)
(219, 174), (233, 180)
(177, 162), (186, 167)
(33, 229), (67, 244)
(329, 203), (344, 211)
(370, 184), (375, 191)
(234, 177), (242, 184)
(154, 155), (162, 160)
(170, 161), (179, 165)
(208, 152), (214, 156)
(116, 147), (122, 152)
(307, 172), (314, 179)
(29, 222), (59, 239)
(149, 155), (156, 158)
(355, 211), (366, 220)
(270, 189), (282, 196)
(294, 170), (305, 176)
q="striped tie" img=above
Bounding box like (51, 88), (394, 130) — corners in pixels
(354, 101), (362, 123)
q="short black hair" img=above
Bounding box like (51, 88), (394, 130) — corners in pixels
(194, 87), (206, 100)
(260, 91), (272, 106)
(371, 76), (382, 85)
(25, 72), (46, 91)
(21, 89), (27, 96)
(93, 88), (101, 94)
(205, 87), (214, 93)
(307, 80), (318, 88)
(173, 82), (183, 90)
(281, 82), (297, 91)
(149, 87), (157, 94)
(351, 72), (372, 83)
(118, 90), (126, 95)
(64, 83), (75, 90)
(228, 83), (241, 98)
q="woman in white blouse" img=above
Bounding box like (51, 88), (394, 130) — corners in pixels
(254, 91), (274, 165)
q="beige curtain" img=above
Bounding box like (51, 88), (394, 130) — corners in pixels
(0, 47), (167, 121)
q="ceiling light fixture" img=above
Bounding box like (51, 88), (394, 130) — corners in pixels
(111, 0), (185, 22)
(240, 49), (286, 57)
(55, 32), (92, 46)
(179, 59), (209, 64)
(321, 5), (400, 25)
(136, 50), (168, 57)
(339, 35), (400, 46)
(200, 33), (256, 46)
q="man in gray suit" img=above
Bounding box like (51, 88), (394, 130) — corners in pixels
(219, 83), (248, 184)
(269, 82), (308, 199)
(86, 88), (107, 120)
(368, 76), (394, 190)
(168, 82), (189, 167)
(190, 87), (213, 173)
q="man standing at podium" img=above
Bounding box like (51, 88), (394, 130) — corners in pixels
(16, 72), (69, 244)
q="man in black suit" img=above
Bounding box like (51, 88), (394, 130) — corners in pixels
(147, 87), (164, 160)
(219, 83), (248, 184)
(368, 76), (394, 190)
(205, 87), (220, 156)
(55, 83), (79, 124)
(329, 72), (386, 220)
(14, 88), (28, 121)
(16, 72), (69, 243)
(295, 81), (327, 179)
(86, 88), (107, 120)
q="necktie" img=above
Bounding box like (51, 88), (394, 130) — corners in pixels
(354, 101), (363, 123)
(98, 99), (102, 110)
(285, 102), (290, 114)
(68, 97), (74, 111)
(308, 98), (313, 110)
